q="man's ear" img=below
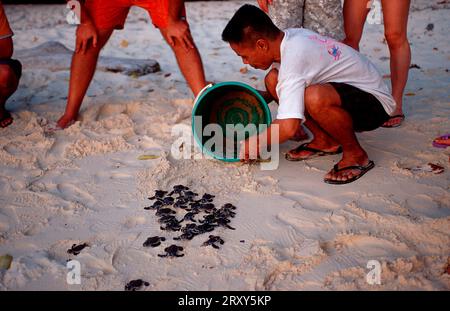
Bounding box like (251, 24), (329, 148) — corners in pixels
(256, 38), (269, 51)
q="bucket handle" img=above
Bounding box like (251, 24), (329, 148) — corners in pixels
(193, 83), (214, 107)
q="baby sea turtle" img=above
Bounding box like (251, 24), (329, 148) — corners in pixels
(162, 196), (175, 205)
(197, 223), (216, 233)
(200, 193), (215, 203)
(214, 209), (235, 219)
(148, 190), (168, 200)
(202, 235), (224, 249)
(199, 214), (216, 224)
(160, 220), (182, 231)
(155, 208), (176, 217)
(216, 217), (236, 230)
(169, 184), (190, 196)
(158, 215), (180, 224)
(182, 223), (199, 232)
(222, 203), (236, 210)
(182, 212), (197, 223)
(173, 201), (188, 209)
(144, 200), (163, 210)
(173, 232), (196, 241)
(187, 201), (201, 211)
(158, 245), (184, 257)
(182, 191), (198, 201)
(67, 243), (88, 256)
(143, 236), (166, 248)
(200, 203), (216, 213)
(125, 279), (150, 291)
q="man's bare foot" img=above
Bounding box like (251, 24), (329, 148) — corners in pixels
(324, 153), (372, 184)
(286, 140), (341, 161)
(56, 114), (77, 129)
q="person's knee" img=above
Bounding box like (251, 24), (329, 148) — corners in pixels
(304, 85), (325, 115)
(384, 30), (408, 49)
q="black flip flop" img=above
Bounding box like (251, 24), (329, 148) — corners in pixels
(285, 143), (343, 161)
(381, 114), (405, 128)
(0, 111), (13, 128)
(324, 160), (375, 185)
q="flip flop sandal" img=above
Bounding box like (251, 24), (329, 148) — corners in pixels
(324, 160), (375, 185)
(285, 143), (343, 161)
(0, 111), (13, 128)
(381, 114), (405, 128)
(432, 134), (450, 149)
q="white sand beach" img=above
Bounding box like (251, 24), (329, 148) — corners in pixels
(0, 1), (449, 290)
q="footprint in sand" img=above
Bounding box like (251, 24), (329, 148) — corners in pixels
(281, 190), (341, 212)
(57, 183), (96, 210)
(344, 194), (406, 217)
(322, 234), (415, 261)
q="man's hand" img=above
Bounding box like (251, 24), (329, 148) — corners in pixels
(239, 137), (259, 163)
(257, 0), (273, 13)
(75, 22), (98, 54)
(165, 19), (194, 51)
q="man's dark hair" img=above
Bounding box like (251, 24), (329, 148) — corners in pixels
(222, 4), (280, 44)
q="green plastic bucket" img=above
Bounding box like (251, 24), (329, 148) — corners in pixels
(192, 82), (272, 162)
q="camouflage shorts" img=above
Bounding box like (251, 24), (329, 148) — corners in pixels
(268, 0), (345, 40)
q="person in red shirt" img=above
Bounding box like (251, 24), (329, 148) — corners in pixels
(57, 0), (207, 129)
(0, 3), (21, 128)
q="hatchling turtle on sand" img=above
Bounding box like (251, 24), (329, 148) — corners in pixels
(67, 243), (89, 256)
(144, 200), (163, 210)
(158, 245), (184, 257)
(125, 279), (149, 291)
(169, 184), (190, 196)
(143, 236), (166, 247)
(155, 208), (176, 217)
(160, 220), (182, 231)
(202, 235), (224, 249)
(148, 190), (168, 200)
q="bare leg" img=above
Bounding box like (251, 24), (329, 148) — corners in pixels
(342, 0), (370, 50)
(0, 64), (19, 128)
(381, 0), (411, 127)
(159, 28), (206, 96)
(302, 84), (370, 182)
(265, 68), (308, 141)
(57, 28), (114, 129)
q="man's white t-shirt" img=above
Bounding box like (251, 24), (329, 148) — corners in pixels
(276, 28), (396, 120)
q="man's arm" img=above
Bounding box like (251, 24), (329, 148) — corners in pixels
(240, 118), (301, 161)
(165, 0), (194, 51)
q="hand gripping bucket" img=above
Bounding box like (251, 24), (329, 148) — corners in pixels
(192, 82), (272, 162)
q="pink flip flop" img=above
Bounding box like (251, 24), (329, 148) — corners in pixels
(432, 134), (450, 148)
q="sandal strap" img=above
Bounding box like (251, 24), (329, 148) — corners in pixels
(291, 143), (342, 154)
(332, 160), (375, 173)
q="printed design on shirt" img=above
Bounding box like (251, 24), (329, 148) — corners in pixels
(327, 45), (342, 61)
(308, 35), (342, 61)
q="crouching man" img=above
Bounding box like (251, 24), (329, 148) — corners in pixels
(222, 5), (395, 184)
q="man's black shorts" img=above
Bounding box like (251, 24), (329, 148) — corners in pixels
(0, 58), (22, 80)
(330, 82), (390, 132)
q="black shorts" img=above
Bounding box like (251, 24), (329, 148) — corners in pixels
(0, 58), (22, 80)
(330, 82), (390, 132)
